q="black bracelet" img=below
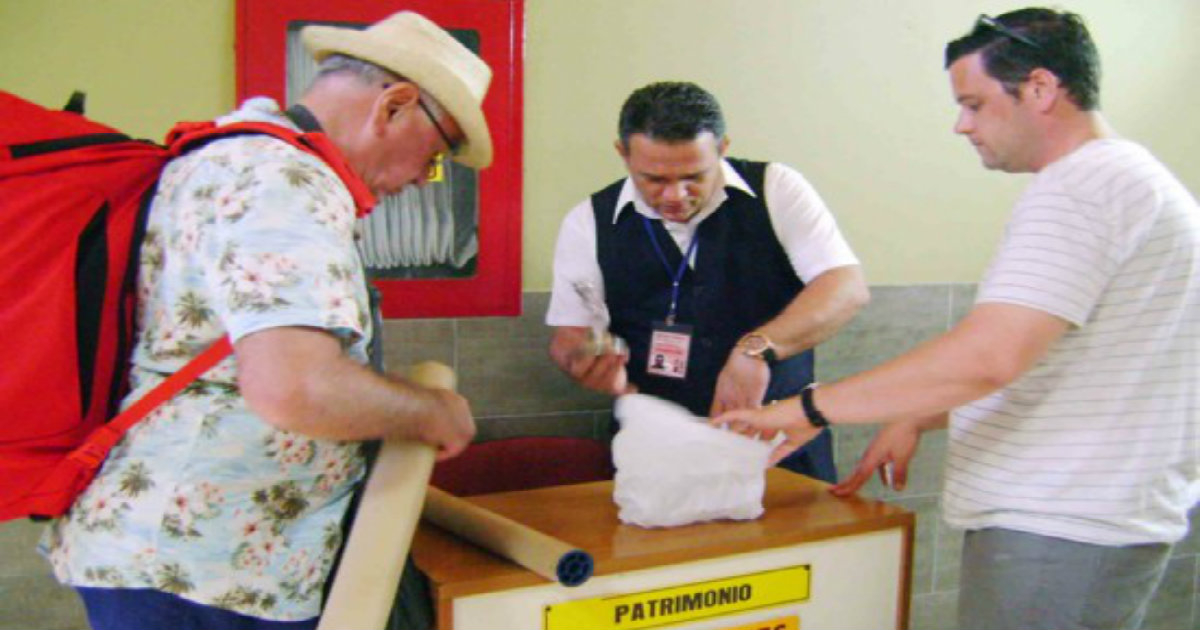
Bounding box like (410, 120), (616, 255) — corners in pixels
(800, 384), (830, 428)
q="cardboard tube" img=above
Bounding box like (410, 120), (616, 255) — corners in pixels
(318, 361), (454, 630)
(424, 486), (594, 587)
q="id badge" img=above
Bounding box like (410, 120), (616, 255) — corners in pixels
(647, 322), (692, 379)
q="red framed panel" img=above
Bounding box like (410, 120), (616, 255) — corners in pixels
(236, 0), (524, 318)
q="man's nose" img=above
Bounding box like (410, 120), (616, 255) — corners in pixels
(954, 111), (972, 135)
(662, 181), (687, 201)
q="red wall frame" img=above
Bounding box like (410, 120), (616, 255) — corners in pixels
(236, 0), (524, 319)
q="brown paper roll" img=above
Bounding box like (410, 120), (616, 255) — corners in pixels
(318, 361), (454, 630)
(423, 486), (594, 587)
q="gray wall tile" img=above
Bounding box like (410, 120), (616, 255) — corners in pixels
(380, 319), (455, 373)
(382, 294), (612, 417)
(457, 341), (609, 416)
(910, 589), (959, 630)
(0, 520), (47, 580)
(890, 495), (940, 596)
(932, 522), (964, 592)
(1143, 556), (1196, 630)
(0, 574), (86, 630)
(0, 509), (83, 629)
(818, 285), (952, 382)
(0, 521), (85, 630)
(457, 292), (552, 341)
(949, 282), (977, 325)
(455, 293), (612, 416)
(1194, 560), (1200, 630)
(1176, 505), (1200, 557)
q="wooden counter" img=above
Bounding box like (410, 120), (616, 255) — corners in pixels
(412, 469), (914, 630)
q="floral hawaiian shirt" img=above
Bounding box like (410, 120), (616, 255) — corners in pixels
(41, 98), (371, 621)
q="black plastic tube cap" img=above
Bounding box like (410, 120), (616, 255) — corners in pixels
(556, 549), (594, 587)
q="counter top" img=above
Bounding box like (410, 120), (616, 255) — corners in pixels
(411, 468), (913, 599)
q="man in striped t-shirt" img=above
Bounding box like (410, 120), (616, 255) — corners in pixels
(712, 8), (1198, 629)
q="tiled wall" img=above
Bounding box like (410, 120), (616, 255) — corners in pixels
(3, 285), (1196, 630)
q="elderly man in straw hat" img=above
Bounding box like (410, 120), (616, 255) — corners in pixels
(40, 12), (488, 630)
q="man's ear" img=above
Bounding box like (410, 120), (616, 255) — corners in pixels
(718, 135), (730, 157)
(1026, 68), (1063, 112)
(614, 138), (629, 161)
(372, 81), (421, 134)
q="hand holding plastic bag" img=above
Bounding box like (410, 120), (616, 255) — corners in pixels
(612, 394), (774, 528)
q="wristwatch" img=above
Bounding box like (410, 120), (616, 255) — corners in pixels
(737, 332), (778, 365)
(800, 383), (830, 428)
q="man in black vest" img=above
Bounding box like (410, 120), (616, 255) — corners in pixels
(546, 82), (868, 481)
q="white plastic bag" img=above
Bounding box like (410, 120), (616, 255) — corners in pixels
(612, 393), (773, 528)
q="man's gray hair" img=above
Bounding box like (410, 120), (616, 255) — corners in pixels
(313, 53), (401, 85)
(309, 53), (449, 118)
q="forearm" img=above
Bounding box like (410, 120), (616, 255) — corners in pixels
(916, 412), (949, 432)
(817, 337), (996, 423)
(712, 306), (1066, 468)
(758, 265), (868, 359)
(237, 327), (455, 442)
(292, 359), (452, 441)
(814, 305), (1067, 425)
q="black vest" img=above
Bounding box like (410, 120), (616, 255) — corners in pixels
(592, 158), (815, 417)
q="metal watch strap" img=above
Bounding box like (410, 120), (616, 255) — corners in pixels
(739, 332), (778, 365)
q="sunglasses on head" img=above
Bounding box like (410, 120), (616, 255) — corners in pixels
(975, 14), (1043, 50)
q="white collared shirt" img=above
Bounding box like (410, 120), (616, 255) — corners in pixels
(546, 159), (858, 326)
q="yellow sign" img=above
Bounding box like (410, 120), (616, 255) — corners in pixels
(544, 565), (810, 630)
(721, 615), (799, 630)
(427, 154), (445, 182)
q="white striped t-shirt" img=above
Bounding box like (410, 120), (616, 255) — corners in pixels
(944, 138), (1200, 546)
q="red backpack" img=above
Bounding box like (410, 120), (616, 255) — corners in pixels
(0, 91), (375, 521)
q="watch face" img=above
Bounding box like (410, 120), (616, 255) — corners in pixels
(741, 334), (769, 355)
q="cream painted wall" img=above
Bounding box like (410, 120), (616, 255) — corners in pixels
(0, 0), (233, 141)
(523, 0), (1200, 288)
(2, 1), (1197, 291)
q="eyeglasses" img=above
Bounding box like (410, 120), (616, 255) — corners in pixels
(380, 82), (462, 156)
(975, 14), (1043, 50)
(417, 98), (461, 156)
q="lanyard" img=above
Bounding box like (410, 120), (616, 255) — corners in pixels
(640, 215), (699, 326)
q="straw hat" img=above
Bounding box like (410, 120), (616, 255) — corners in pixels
(302, 11), (494, 169)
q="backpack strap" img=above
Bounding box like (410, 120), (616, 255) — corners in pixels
(28, 338), (234, 519)
(67, 338), (234, 469)
(4, 133), (139, 160)
(164, 120), (378, 217)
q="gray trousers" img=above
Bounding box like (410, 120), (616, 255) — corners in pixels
(958, 527), (1171, 630)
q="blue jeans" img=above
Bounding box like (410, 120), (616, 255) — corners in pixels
(76, 587), (318, 630)
(958, 527), (1171, 630)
